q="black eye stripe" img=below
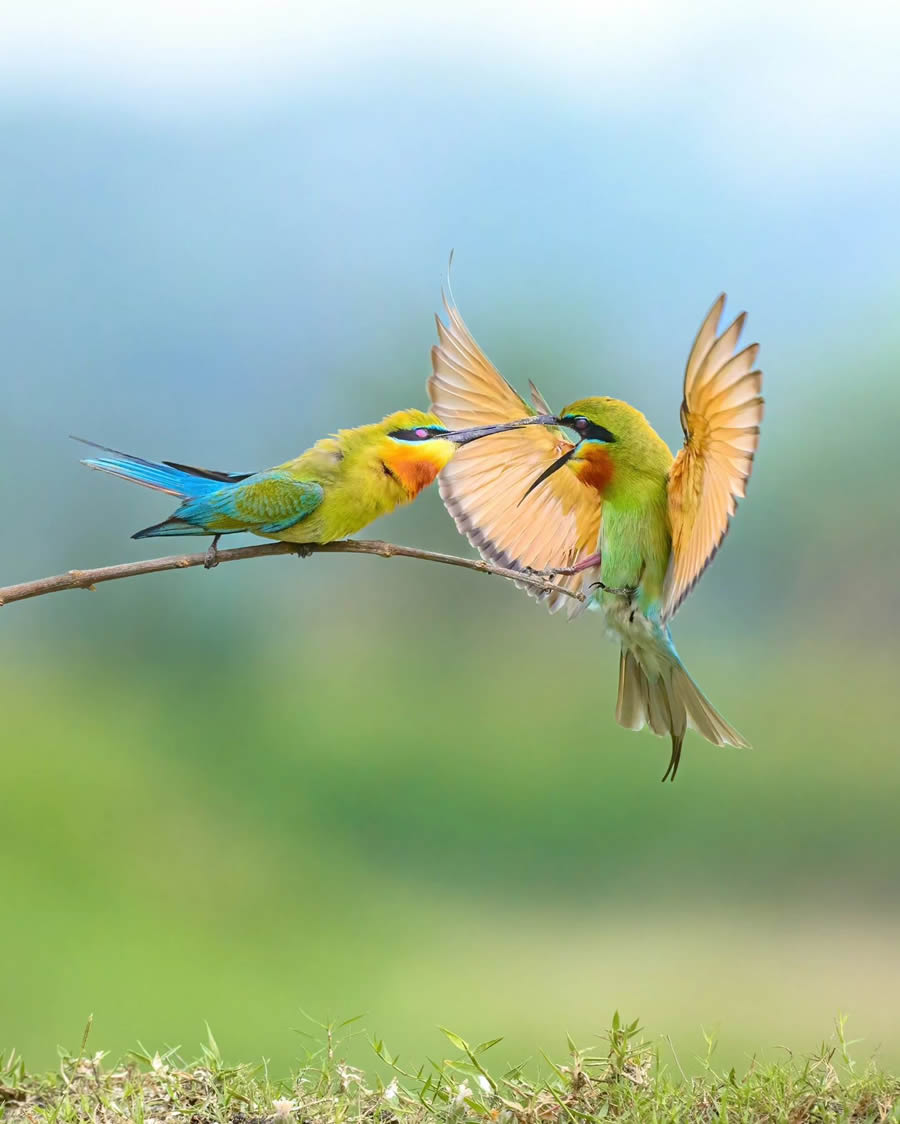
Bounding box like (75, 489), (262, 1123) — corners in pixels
(562, 416), (616, 443)
(387, 426), (447, 441)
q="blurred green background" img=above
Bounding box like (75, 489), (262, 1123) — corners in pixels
(2, 0), (899, 1077)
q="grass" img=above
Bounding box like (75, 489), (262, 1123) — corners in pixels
(2, 1016), (897, 1124)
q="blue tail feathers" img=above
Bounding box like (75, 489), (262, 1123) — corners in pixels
(75, 437), (234, 499)
(75, 437), (253, 539)
(132, 518), (209, 539)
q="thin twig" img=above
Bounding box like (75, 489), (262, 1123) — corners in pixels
(0, 539), (582, 608)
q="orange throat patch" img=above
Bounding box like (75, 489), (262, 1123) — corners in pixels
(571, 445), (615, 496)
(382, 447), (445, 499)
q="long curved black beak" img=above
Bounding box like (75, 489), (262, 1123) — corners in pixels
(443, 414), (557, 446)
(518, 444), (578, 505)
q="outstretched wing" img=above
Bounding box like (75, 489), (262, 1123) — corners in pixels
(428, 297), (602, 615)
(662, 295), (764, 621)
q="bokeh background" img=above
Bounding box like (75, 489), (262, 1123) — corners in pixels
(2, 0), (899, 1077)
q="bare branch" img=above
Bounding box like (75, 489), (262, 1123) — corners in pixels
(0, 538), (582, 608)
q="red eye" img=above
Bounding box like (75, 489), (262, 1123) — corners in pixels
(415, 427), (430, 439)
(574, 417), (588, 432)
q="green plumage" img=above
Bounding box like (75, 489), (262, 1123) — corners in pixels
(79, 409), (461, 546)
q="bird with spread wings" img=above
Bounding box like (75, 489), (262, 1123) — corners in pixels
(429, 294), (763, 780)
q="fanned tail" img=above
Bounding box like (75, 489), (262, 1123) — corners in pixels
(616, 642), (749, 782)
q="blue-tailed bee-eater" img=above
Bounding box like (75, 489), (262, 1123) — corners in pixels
(429, 295), (763, 780)
(78, 409), (518, 566)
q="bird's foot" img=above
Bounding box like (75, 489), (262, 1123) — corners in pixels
(204, 535), (222, 570)
(294, 544), (313, 559)
(521, 565), (548, 579)
(588, 580), (636, 599)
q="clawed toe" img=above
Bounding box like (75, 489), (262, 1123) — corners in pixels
(522, 565), (552, 578)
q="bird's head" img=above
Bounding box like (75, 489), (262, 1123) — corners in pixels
(484, 398), (671, 502)
(371, 408), (533, 498)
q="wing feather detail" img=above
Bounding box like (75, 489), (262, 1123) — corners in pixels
(428, 298), (602, 615)
(663, 295), (764, 621)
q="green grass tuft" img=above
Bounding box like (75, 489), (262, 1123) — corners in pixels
(2, 1015), (898, 1124)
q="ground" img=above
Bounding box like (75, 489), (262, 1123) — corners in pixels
(2, 1017), (897, 1124)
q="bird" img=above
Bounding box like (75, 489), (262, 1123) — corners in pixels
(77, 409), (516, 567)
(429, 294), (763, 780)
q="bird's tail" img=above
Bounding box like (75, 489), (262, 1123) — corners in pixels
(76, 438), (247, 539)
(616, 637), (749, 782)
(76, 439), (227, 500)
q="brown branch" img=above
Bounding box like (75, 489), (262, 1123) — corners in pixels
(0, 539), (582, 608)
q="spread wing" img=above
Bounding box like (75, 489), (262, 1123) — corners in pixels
(428, 297), (602, 615)
(662, 295), (764, 621)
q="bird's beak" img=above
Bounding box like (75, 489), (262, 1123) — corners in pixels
(443, 414), (558, 446)
(519, 443), (579, 504)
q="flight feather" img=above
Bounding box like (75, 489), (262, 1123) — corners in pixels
(663, 295), (764, 620)
(428, 297), (602, 614)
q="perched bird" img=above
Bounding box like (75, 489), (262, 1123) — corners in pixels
(429, 295), (763, 780)
(78, 409), (513, 566)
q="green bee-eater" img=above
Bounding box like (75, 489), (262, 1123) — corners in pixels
(78, 409), (515, 566)
(429, 295), (764, 780)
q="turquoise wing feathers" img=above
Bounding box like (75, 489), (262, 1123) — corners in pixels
(182, 472), (325, 534)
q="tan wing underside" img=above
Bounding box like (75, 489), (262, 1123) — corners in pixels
(428, 299), (602, 615)
(663, 295), (764, 620)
